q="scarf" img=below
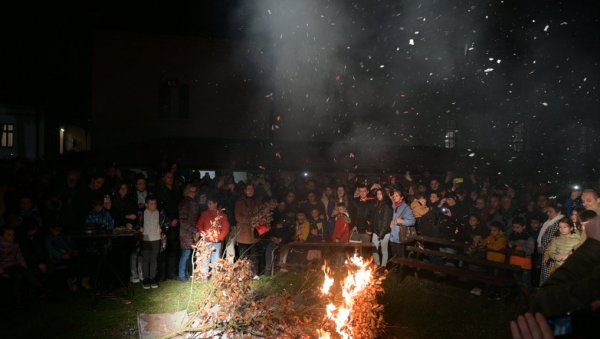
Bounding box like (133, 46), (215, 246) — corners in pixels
(537, 213), (563, 248)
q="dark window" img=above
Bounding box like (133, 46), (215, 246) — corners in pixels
(178, 84), (189, 118)
(512, 122), (524, 152)
(1, 123), (15, 148)
(579, 126), (588, 154)
(159, 79), (189, 118)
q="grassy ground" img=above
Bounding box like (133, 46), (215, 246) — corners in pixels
(382, 271), (522, 338)
(1, 270), (523, 338)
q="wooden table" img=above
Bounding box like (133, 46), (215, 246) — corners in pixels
(72, 232), (139, 301)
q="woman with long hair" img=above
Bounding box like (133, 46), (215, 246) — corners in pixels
(371, 189), (393, 267)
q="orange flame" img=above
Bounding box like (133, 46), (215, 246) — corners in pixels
(319, 254), (375, 339)
(321, 262), (335, 295)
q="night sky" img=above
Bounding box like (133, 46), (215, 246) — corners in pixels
(1, 0), (599, 154)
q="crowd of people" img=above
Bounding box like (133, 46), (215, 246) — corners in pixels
(0, 160), (599, 315)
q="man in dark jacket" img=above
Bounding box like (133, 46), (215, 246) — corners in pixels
(349, 184), (375, 243)
(263, 200), (296, 276)
(155, 171), (182, 280)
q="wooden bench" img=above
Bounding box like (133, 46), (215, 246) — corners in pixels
(404, 246), (522, 272)
(389, 257), (516, 287)
(279, 242), (376, 270)
(405, 235), (471, 249)
(389, 235), (519, 289)
(286, 241), (375, 251)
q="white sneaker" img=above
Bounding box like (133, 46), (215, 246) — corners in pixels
(253, 275), (260, 280)
(130, 278), (140, 283)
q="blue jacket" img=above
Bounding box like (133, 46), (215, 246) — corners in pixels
(85, 209), (115, 231)
(390, 202), (416, 243)
(45, 236), (77, 260)
(564, 198), (583, 217)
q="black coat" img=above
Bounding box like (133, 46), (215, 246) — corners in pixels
(155, 185), (182, 220)
(371, 201), (392, 238)
(350, 197), (375, 233)
(417, 208), (439, 237)
(459, 224), (489, 242)
(111, 194), (138, 227)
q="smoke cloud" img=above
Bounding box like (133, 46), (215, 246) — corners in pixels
(231, 0), (600, 172)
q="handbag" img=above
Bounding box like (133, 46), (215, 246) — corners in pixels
(254, 224), (271, 238)
(399, 226), (416, 243)
(349, 229), (362, 243)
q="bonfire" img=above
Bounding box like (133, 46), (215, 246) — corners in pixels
(319, 255), (386, 339)
(160, 247), (385, 338)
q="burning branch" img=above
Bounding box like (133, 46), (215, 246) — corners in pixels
(319, 255), (386, 339)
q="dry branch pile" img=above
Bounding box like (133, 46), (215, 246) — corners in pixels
(170, 257), (317, 338)
(345, 274), (386, 339)
(165, 246), (386, 338)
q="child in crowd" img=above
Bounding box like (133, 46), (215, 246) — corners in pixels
(461, 214), (489, 243)
(45, 224), (90, 291)
(0, 227), (38, 299)
(85, 198), (115, 232)
(141, 196), (161, 289)
(483, 222), (508, 300)
(332, 203), (351, 266)
(332, 203), (351, 243)
(484, 221), (507, 263)
(196, 196), (230, 280)
(543, 218), (580, 274)
(295, 211), (310, 242)
(18, 219), (48, 283)
(306, 208), (325, 263)
(13, 196), (43, 229)
(508, 217), (535, 288)
(308, 208), (325, 240)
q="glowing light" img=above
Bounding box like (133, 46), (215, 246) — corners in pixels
(319, 254), (376, 339)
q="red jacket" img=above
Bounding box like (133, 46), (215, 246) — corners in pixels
(196, 209), (230, 243)
(333, 213), (351, 243)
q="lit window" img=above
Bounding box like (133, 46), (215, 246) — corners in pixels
(444, 118), (457, 149)
(444, 131), (455, 149)
(1, 123), (15, 148)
